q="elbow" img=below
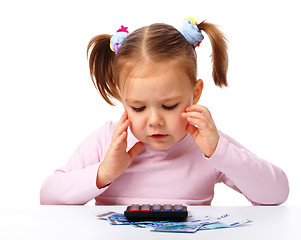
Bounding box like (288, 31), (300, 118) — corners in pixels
(40, 184), (89, 205)
(251, 192), (289, 206)
(251, 176), (290, 206)
(277, 183), (290, 205)
(39, 181), (62, 205)
(40, 184), (53, 205)
(270, 171), (290, 205)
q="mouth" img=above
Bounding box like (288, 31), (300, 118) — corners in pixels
(149, 134), (168, 140)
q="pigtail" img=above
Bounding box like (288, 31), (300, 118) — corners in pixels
(198, 21), (228, 87)
(87, 34), (120, 105)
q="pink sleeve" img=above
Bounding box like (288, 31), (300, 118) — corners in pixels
(208, 132), (289, 205)
(40, 121), (116, 205)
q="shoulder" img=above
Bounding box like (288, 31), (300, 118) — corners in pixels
(76, 121), (117, 151)
(92, 120), (117, 143)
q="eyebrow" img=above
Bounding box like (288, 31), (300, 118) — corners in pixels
(124, 99), (144, 104)
(125, 96), (183, 104)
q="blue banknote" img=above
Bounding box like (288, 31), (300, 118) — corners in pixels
(97, 211), (250, 233)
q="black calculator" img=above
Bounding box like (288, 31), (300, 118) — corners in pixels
(124, 204), (188, 221)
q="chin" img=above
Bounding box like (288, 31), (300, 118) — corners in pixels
(147, 142), (174, 151)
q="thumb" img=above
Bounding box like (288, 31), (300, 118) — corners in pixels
(187, 124), (199, 139)
(128, 142), (144, 160)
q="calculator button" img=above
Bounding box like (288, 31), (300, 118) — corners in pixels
(141, 204), (150, 211)
(174, 204), (183, 211)
(152, 204), (161, 211)
(163, 204), (172, 211)
(130, 204), (139, 211)
(124, 204), (188, 221)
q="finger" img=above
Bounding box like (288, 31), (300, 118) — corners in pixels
(182, 111), (207, 121)
(113, 119), (130, 140)
(116, 111), (128, 128)
(128, 142), (144, 160)
(186, 105), (211, 117)
(186, 104), (207, 111)
(186, 124), (199, 138)
(186, 116), (207, 130)
(113, 112), (129, 138)
(112, 131), (128, 151)
(182, 110), (210, 127)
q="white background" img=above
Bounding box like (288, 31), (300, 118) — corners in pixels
(0, 0), (300, 206)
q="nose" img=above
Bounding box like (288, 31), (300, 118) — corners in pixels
(148, 109), (164, 127)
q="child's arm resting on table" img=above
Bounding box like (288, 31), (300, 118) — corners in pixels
(182, 104), (289, 205)
(208, 131), (289, 205)
(40, 121), (115, 205)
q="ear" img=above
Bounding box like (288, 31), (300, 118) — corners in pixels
(192, 79), (204, 104)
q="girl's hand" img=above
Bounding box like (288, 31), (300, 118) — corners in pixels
(96, 112), (144, 189)
(181, 105), (219, 158)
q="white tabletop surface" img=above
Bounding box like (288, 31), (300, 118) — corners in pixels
(0, 205), (300, 240)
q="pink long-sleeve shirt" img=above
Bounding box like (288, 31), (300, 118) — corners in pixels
(40, 121), (289, 205)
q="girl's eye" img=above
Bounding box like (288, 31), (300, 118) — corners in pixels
(132, 106), (146, 112)
(162, 104), (178, 111)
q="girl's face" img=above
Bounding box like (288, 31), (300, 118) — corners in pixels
(120, 61), (202, 150)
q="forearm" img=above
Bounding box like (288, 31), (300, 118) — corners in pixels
(40, 163), (104, 205)
(209, 132), (289, 205)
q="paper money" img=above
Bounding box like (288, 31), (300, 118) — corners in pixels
(151, 225), (200, 233)
(97, 211), (250, 233)
(97, 211), (116, 220)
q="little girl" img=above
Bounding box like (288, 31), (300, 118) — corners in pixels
(40, 18), (289, 206)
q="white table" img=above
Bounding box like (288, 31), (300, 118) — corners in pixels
(0, 205), (300, 240)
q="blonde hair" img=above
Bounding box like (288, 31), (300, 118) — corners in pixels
(87, 20), (228, 105)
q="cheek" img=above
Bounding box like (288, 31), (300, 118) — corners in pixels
(169, 110), (188, 131)
(178, 115), (189, 130)
(127, 112), (144, 134)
